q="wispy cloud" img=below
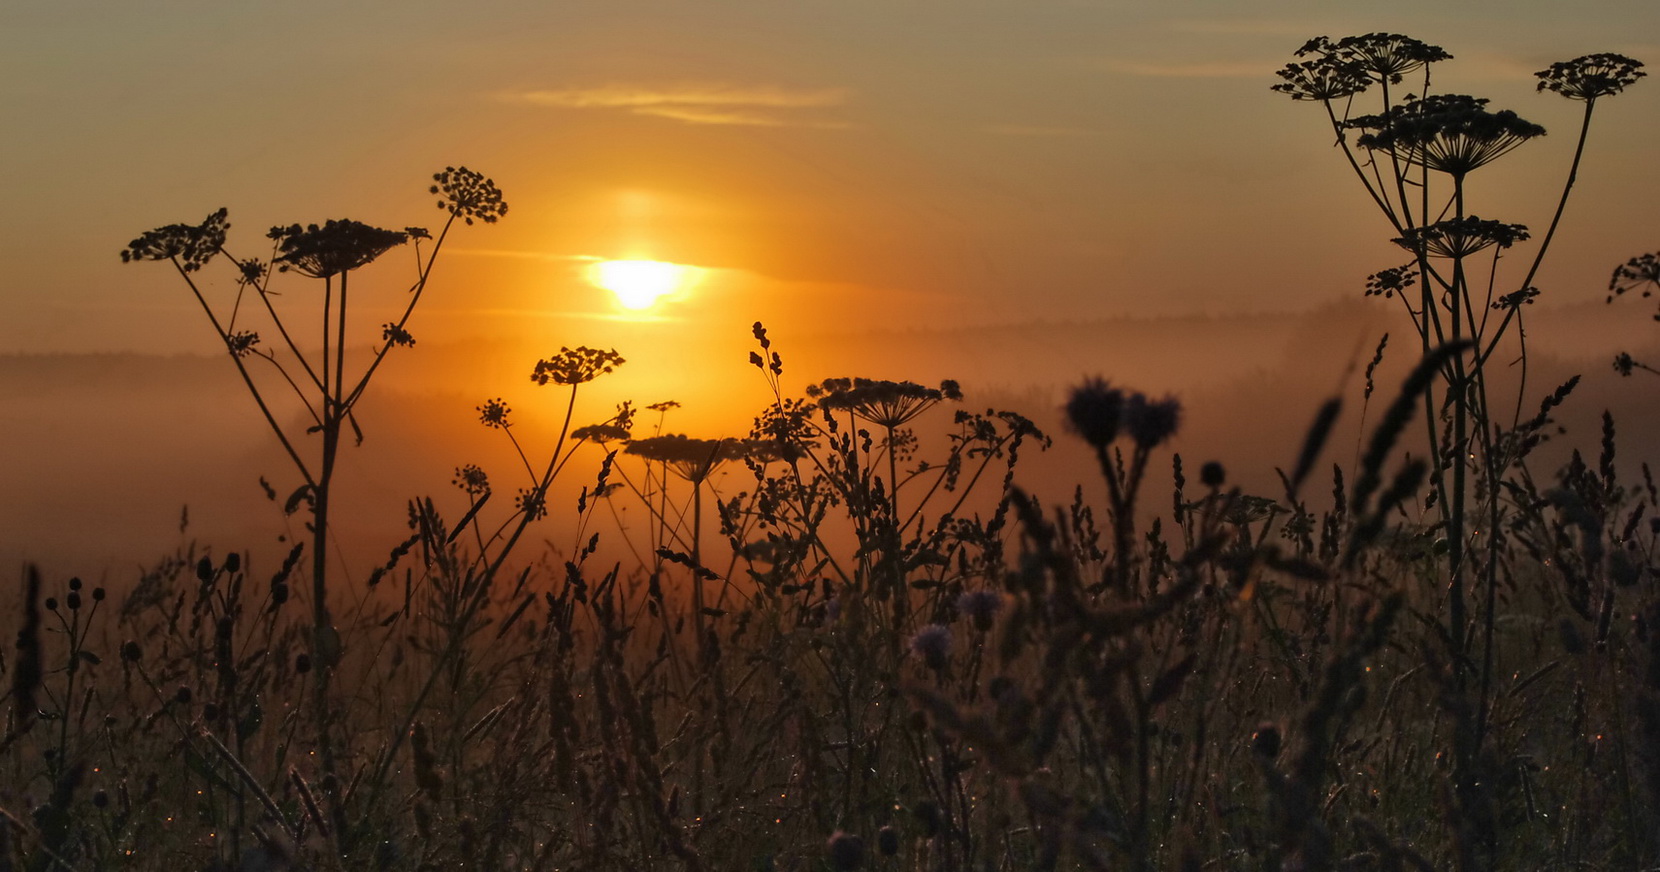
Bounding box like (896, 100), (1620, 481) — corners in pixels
(502, 84), (851, 127)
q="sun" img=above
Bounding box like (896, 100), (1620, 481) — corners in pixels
(586, 259), (697, 311)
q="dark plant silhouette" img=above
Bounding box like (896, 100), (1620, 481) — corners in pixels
(1278, 36), (1645, 868)
(121, 165), (506, 833)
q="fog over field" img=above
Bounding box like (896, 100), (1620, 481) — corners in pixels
(7, 298), (1655, 579)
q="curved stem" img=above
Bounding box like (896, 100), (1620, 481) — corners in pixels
(1518, 100), (1597, 297)
(342, 213), (460, 412)
(176, 261), (314, 485)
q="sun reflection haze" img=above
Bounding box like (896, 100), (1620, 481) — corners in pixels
(587, 259), (700, 311)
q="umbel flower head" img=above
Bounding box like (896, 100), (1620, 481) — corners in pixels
(571, 423), (632, 444)
(1608, 252), (1660, 307)
(807, 377), (962, 428)
(121, 208), (229, 272)
(1272, 33), (1449, 101)
(452, 464), (490, 497)
(530, 347), (625, 386)
(1327, 33), (1451, 84)
(1271, 55), (1370, 102)
(1393, 217), (1530, 259)
(1537, 53), (1646, 101)
(476, 397), (512, 429)
(432, 166), (508, 225)
(268, 220), (408, 278)
(1364, 264), (1419, 299)
(625, 434), (752, 483)
(1350, 94), (1545, 178)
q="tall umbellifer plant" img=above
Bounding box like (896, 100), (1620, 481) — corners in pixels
(120, 166), (507, 789)
(1276, 35), (1642, 865)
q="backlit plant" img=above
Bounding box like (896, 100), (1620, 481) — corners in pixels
(120, 165), (507, 817)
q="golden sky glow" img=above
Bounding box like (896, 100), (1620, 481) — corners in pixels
(0, 1), (1655, 364)
(588, 259), (702, 311)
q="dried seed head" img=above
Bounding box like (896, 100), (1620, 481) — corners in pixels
(1064, 378), (1126, 448)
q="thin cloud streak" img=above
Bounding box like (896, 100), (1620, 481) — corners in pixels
(633, 105), (849, 129)
(501, 83), (850, 127)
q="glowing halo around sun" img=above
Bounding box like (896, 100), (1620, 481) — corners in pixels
(586, 259), (699, 311)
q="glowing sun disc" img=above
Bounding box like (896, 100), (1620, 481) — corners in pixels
(587, 259), (692, 310)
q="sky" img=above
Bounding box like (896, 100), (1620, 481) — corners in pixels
(6, 1), (1660, 574)
(5, 0), (1659, 356)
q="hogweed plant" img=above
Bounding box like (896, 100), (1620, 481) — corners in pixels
(120, 165), (506, 835)
(1277, 37), (1644, 865)
(744, 322), (1048, 635)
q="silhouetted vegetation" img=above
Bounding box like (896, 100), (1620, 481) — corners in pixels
(3, 35), (1656, 872)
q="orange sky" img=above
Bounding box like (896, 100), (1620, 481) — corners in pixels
(5, 1), (1658, 357)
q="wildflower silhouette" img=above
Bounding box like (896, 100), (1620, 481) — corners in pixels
(1349, 94), (1546, 179)
(1606, 251), (1660, 375)
(121, 166), (508, 813)
(1065, 378), (1180, 590)
(625, 434), (754, 662)
(807, 377), (963, 429)
(742, 322), (1044, 652)
(570, 423), (631, 444)
(268, 220), (409, 278)
(1536, 53), (1646, 101)
(1364, 264), (1418, 299)
(1608, 251), (1660, 306)
(452, 464), (490, 497)
(1277, 37), (1643, 868)
(1392, 217), (1530, 259)
(477, 397), (513, 428)
(431, 165), (508, 225)
(531, 346), (625, 386)
(120, 207), (229, 272)
(807, 376), (963, 523)
(626, 434), (752, 485)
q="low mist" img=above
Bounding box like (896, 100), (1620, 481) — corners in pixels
(6, 298), (1656, 581)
